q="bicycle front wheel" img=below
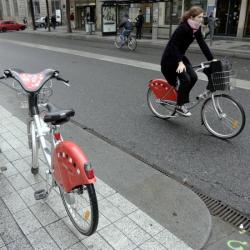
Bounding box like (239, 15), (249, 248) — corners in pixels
(147, 88), (176, 119)
(128, 37), (137, 51)
(114, 35), (122, 48)
(201, 94), (245, 139)
(27, 120), (39, 174)
(59, 184), (99, 236)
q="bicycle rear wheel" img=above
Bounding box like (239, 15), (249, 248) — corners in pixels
(27, 120), (39, 174)
(201, 94), (245, 139)
(114, 35), (122, 48)
(147, 88), (176, 119)
(59, 184), (99, 236)
(128, 37), (137, 51)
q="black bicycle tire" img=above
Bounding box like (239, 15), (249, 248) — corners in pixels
(201, 94), (245, 139)
(60, 184), (99, 236)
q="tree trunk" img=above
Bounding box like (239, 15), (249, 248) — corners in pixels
(46, 0), (51, 32)
(66, 0), (72, 33)
(29, 0), (36, 30)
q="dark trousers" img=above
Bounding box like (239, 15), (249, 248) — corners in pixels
(161, 63), (197, 106)
(136, 25), (142, 39)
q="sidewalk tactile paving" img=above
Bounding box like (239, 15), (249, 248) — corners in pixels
(45, 219), (79, 249)
(13, 208), (42, 235)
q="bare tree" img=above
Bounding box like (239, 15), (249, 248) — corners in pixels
(29, 0), (36, 30)
(45, 0), (51, 32)
(66, 0), (72, 33)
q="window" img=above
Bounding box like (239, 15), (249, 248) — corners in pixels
(33, 0), (40, 15)
(165, 0), (182, 25)
(5, 0), (11, 16)
(13, 0), (19, 16)
(184, 0), (208, 11)
(244, 0), (250, 36)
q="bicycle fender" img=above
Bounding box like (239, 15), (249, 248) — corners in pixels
(148, 79), (177, 101)
(53, 140), (96, 192)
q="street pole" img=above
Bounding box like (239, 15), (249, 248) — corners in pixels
(29, 0), (36, 30)
(169, 0), (173, 38)
(45, 0), (51, 32)
(66, 0), (72, 33)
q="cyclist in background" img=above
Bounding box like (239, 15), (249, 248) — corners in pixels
(119, 14), (133, 46)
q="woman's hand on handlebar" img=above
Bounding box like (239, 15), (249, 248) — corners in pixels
(176, 61), (186, 74)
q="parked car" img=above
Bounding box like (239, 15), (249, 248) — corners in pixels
(35, 17), (46, 28)
(35, 16), (61, 28)
(0, 20), (26, 32)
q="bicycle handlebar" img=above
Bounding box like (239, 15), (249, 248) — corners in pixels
(192, 60), (218, 70)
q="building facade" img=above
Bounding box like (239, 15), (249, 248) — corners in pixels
(1, 0), (250, 38)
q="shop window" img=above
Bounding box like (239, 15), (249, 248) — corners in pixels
(244, 0), (250, 36)
(165, 0), (182, 25)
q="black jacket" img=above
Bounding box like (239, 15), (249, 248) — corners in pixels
(161, 21), (214, 67)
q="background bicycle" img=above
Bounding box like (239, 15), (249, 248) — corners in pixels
(147, 59), (245, 139)
(0, 69), (99, 236)
(114, 30), (137, 51)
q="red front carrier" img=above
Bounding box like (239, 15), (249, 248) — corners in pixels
(53, 140), (96, 193)
(148, 79), (177, 102)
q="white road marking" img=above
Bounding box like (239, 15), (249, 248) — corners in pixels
(0, 38), (249, 90)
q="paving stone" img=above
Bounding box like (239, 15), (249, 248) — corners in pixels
(98, 199), (125, 223)
(0, 247), (7, 250)
(154, 229), (193, 250)
(0, 141), (12, 152)
(0, 198), (11, 220)
(30, 203), (59, 226)
(2, 192), (27, 213)
(107, 193), (138, 215)
(115, 217), (151, 246)
(128, 210), (164, 237)
(2, 162), (18, 177)
(15, 146), (32, 158)
(0, 237), (4, 248)
(95, 178), (116, 197)
(96, 213), (111, 231)
(18, 186), (40, 207)
(62, 217), (88, 241)
(46, 191), (67, 219)
(7, 139), (24, 149)
(46, 219), (79, 249)
(13, 208), (42, 235)
(99, 224), (136, 250)
(66, 242), (87, 250)
(27, 227), (60, 250)
(0, 214), (24, 245)
(139, 238), (166, 250)
(8, 173), (30, 191)
(21, 169), (44, 185)
(3, 149), (22, 162)
(0, 176), (15, 197)
(5, 235), (33, 250)
(82, 232), (114, 250)
(12, 159), (31, 172)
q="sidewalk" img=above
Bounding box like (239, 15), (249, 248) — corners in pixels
(22, 26), (250, 59)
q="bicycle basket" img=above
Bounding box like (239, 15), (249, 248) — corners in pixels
(13, 80), (53, 109)
(204, 58), (234, 92)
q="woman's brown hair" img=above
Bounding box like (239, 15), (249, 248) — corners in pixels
(181, 6), (204, 23)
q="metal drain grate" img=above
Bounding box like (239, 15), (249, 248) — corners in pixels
(192, 188), (250, 232)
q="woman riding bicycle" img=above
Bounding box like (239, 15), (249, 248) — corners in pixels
(161, 6), (214, 117)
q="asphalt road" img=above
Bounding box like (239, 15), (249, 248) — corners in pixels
(0, 32), (250, 215)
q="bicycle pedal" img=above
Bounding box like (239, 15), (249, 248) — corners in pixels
(34, 189), (48, 200)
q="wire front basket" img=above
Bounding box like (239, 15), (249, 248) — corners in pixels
(210, 70), (236, 91)
(13, 80), (53, 109)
